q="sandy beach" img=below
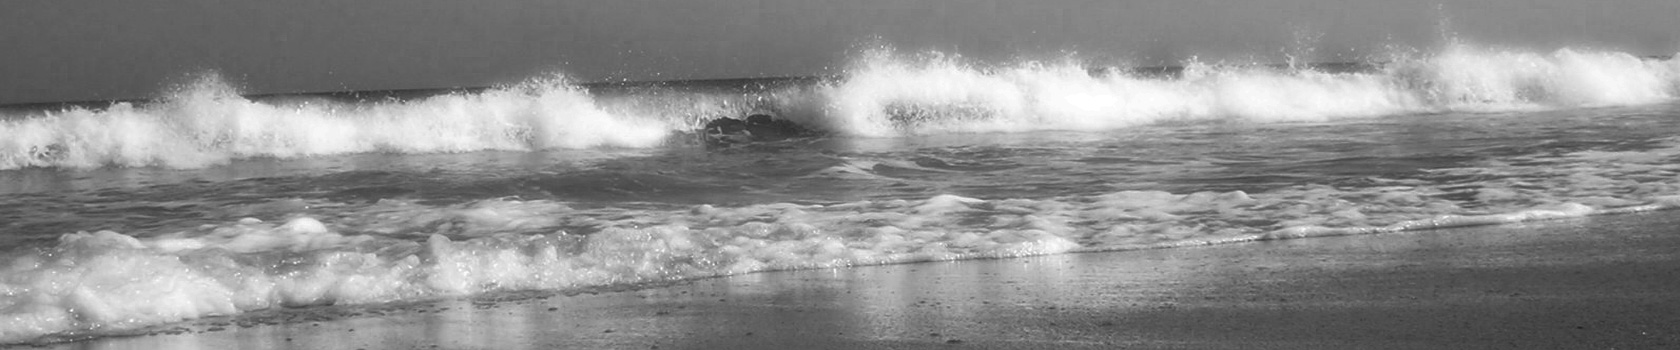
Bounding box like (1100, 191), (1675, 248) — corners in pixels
(28, 211), (1680, 350)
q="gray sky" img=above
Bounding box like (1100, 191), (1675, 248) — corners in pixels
(3, 0), (1678, 104)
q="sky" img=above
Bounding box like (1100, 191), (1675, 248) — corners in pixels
(2, 0), (1678, 104)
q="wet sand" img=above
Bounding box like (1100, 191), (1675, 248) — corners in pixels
(37, 212), (1680, 349)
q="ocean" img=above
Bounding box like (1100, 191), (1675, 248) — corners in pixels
(2, 43), (1678, 343)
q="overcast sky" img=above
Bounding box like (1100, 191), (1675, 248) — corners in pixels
(3, 0), (1678, 104)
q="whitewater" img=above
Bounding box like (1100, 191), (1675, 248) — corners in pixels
(5, 45), (1677, 170)
(2, 43), (1680, 343)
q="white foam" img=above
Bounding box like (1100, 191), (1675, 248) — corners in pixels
(0, 74), (671, 170)
(818, 45), (1680, 136)
(9, 154), (1680, 342)
(1388, 45), (1680, 108)
(3, 45), (1675, 170)
(0, 194), (1093, 342)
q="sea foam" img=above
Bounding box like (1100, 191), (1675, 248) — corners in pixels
(0, 195), (1089, 342)
(823, 45), (1680, 136)
(1, 44), (1676, 169)
(4, 182), (1676, 342)
(5, 129), (1679, 342)
(0, 75), (671, 169)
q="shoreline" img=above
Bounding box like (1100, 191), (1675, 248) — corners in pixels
(24, 211), (1680, 349)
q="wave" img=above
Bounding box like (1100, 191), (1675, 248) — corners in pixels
(822, 45), (1680, 135)
(0, 75), (675, 169)
(2, 44), (1677, 169)
(5, 133), (1679, 342)
(4, 187), (1676, 342)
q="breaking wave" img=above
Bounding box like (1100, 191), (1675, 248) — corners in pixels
(2, 44), (1677, 169)
(823, 44), (1680, 135)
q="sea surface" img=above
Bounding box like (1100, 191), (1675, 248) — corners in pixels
(2, 44), (1679, 343)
